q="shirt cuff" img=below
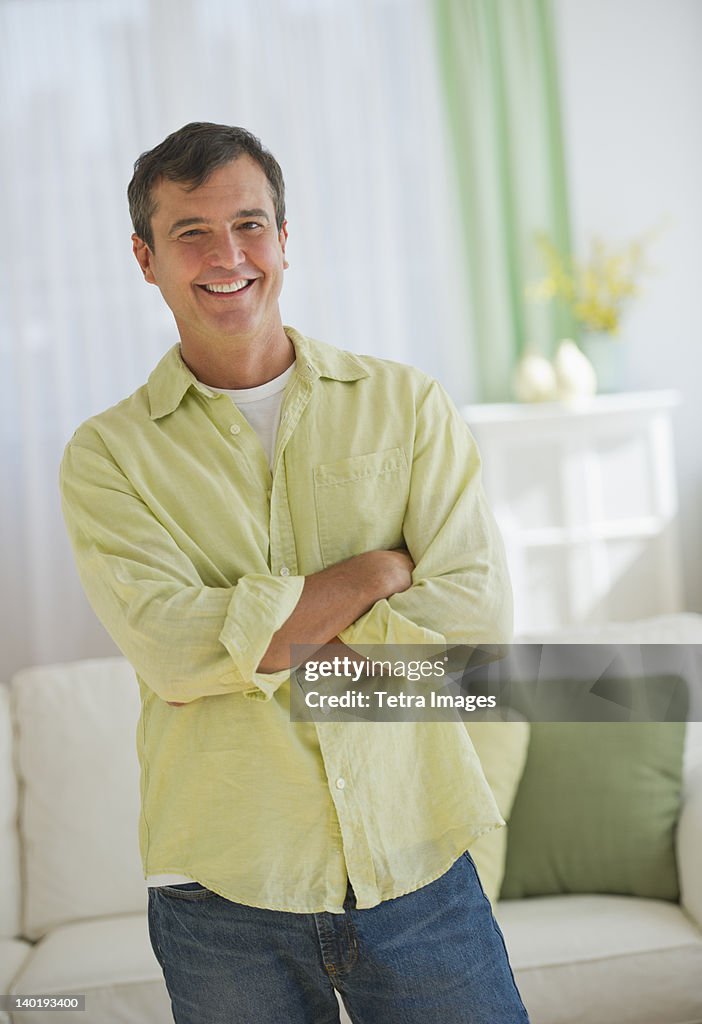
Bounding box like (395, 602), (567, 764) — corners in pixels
(339, 598), (446, 648)
(219, 573), (305, 700)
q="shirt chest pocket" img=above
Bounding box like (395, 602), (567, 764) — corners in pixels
(313, 447), (409, 568)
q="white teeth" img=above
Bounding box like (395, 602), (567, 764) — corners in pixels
(203, 280), (250, 293)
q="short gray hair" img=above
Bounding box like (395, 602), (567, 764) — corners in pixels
(127, 122), (286, 249)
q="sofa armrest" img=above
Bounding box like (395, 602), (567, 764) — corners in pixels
(677, 762), (702, 930)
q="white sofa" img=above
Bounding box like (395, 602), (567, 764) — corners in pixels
(2, 615), (702, 1024)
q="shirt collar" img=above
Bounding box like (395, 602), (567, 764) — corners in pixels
(147, 326), (369, 420)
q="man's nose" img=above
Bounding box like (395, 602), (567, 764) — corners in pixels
(207, 230), (245, 268)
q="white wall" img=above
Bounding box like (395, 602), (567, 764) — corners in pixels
(554, 0), (702, 613)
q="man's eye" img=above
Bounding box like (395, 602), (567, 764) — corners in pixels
(180, 229), (204, 238)
(241, 221), (263, 230)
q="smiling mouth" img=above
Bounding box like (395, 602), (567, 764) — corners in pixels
(199, 279), (254, 295)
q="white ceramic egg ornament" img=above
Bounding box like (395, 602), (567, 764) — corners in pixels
(513, 352), (558, 402)
(553, 339), (597, 400)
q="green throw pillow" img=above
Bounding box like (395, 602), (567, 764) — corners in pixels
(466, 720), (530, 904)
(500, 722), (685, 901)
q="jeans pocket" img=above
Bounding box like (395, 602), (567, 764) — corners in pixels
(461, 850), (476, 867)
(461, 851), (490, 898)
(156, 882), (218, 901)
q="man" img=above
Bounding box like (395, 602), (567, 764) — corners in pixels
(60, 122), (528, 1024)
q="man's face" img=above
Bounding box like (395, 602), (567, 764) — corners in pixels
(132, 156), (288, 353)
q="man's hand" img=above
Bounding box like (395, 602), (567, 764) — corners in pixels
(367, 548), (414, 598)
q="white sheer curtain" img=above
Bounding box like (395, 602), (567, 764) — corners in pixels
(0, 0), (477, 678)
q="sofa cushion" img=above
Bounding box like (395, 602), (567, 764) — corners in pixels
(0, 684), (21, 940)
(12, 658), (146, 940)
(0, 937), (33, 1024)
(501, 722), (685, 900)
(465, 720), (530, 903)
(497, 893), (702, 1024)
(8, 914), (172, 1024)
(678, 760), (702, 932)
(517, 613), (702, 781)
(684, 720), (702, 780)
(517, 611), (702, 647)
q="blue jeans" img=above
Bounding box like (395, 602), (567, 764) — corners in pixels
(148, 852), (530, 1023)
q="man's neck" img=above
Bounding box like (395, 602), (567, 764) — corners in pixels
(180, 325), (295, 389)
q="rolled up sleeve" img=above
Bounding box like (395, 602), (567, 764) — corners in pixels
(60, 441), (303, 703)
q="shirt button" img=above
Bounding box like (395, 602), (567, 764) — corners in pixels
(279, 566), (290, 577)
(335, 778), (346, 790)
(229, 424), (241, 435)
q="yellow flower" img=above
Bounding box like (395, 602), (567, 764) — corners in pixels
(527, 228), (661, 336)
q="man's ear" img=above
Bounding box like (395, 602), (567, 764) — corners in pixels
(132, 233), (157, 284)
(279, 221), (289, 270)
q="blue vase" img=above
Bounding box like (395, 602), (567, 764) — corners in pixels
(579, 334), (626, 393)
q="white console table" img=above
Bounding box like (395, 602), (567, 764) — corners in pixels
(462, 391), (684, 634)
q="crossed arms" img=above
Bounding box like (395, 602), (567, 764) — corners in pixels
(164, 549), (414, 705)
(257, 548), (415, 672)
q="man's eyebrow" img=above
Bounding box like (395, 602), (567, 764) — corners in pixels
(236, 208), (270, 221)
(167, 209), (271, 236)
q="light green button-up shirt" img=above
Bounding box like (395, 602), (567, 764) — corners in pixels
(60, 327), (512, 913)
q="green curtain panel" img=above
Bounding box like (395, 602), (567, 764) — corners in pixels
(434, 0), (577, 400)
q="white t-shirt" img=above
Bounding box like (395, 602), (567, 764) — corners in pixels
(209, 362), (296, 468)
(146, 360), (296, 889)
